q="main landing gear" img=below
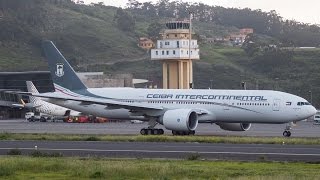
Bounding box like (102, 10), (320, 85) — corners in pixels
(140, 118), (164, 135)
(283, 123), (293, 137)
(172, 130), (195, 136)
(140, 128), (164, 135)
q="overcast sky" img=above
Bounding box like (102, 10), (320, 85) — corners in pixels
(84, 0), (320, 24)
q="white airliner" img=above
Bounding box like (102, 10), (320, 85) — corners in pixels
(21, 41), (317, 137)
(14, 81), (81, 117)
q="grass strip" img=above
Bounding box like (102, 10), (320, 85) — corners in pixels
(1, 132), (320, 145)
(0, 156), (320, 179)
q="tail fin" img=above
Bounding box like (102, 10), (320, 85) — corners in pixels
(26, 81), (40, 104)
(42, 40), (87, 91)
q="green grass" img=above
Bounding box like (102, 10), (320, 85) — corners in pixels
(0, 157), (320, 179)
(1, 133), (320, 145)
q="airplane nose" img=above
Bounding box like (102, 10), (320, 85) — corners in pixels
(310, 106), (317, 115)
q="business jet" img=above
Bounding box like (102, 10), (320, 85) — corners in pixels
(12, 81), (82, 117)
(19, 40), (317, 137)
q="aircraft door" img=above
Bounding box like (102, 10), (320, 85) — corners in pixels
(273, 99), (280, 111)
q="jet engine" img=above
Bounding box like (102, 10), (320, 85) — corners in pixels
(217, 123), (251, 131)
(64, 110), (71, 116)
(161, 109), (198, 131)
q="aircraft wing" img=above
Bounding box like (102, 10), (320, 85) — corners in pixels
(0, 89), (21, 91)
(15, 92), (164, 111)
(11, 102), (42, 109)
(11, 104), (24, 108)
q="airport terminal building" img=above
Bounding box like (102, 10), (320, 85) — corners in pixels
(0, 71), (53, 119)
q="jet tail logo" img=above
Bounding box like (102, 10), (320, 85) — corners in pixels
(55, 63), (64, 77)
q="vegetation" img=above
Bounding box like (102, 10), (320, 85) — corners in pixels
(1, 133), (320, 145)
(1, 0), (320, 107)
(0, 157), (320, 179)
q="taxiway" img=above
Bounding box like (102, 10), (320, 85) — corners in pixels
(0, 140), (319, 162)
(0, 119), (319, 137)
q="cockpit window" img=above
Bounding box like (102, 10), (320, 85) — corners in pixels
(297, 102), (312, 106)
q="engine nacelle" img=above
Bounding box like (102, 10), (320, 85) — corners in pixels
(217, 123), (251, 131)
(161, 109), (198, 131)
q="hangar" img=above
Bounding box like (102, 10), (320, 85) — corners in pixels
(0, 71), (53, 118)
(0, 71), (138, 118)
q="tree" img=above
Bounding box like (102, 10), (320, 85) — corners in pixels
(113, 8), (135, 32)
(242, 33), (260, 57)
(147, 22), (163, 39)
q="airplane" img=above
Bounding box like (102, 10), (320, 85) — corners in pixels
(12, 81), (82, 117)
(18, 40), (317, 137)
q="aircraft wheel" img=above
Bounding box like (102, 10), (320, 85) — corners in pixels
(172, 130), (194, 136)
(153, 129), (158, 135)
(140, 129), (147, 135)
(287, 131), (291, 137)
(283, 131), (291, 137)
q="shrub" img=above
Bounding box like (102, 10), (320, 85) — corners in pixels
(187, 153), (201, 161)
(86, 136), (100, 141)
(30, 150), (63, 157)
(7, 148), (22, 156)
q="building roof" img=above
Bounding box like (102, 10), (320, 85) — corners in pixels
(0, 71), (50, 75)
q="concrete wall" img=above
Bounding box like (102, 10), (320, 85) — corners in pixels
(79, 74), (133, 88)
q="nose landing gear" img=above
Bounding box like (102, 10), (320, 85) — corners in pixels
(283, 123), (293, 137)
(283, 130), (291, 137)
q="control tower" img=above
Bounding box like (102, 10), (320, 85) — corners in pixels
(151, 20), (200, 89)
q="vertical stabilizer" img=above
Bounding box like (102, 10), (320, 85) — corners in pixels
(26, 81), (40, 105)
(42, 40), (87, 91)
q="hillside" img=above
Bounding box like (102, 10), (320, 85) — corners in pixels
(0, 1), (146, 71)
(1, 1), (320, 107)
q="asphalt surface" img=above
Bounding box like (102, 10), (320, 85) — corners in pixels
(1, 140), (320, 162)
(0, 119), (320, 137)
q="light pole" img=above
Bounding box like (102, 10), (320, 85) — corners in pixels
(274, 77), (279, 90)
(309, 90), (313, 104)
(255, 79), (259, 90)
(241, 81), (246, 90)
(188, 11), (193, 89)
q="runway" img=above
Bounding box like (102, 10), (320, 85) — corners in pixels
(0, 119), (320, 137)
(1, 140), (320, 162)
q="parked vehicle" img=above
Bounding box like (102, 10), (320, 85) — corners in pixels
(314, 115), (320, 125)
(130, 120), (144, 124)
(65, 116), (108, 123)
(25, 112), (50, 122)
